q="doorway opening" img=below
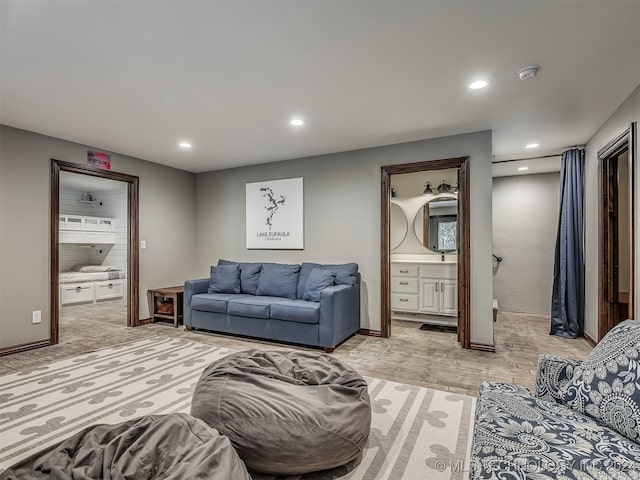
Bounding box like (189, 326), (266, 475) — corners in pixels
(50, 160), (139, 345)
(598, 124), (636, 341)
(381, 157), (471, 348)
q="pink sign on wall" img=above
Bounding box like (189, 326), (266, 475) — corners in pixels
(87, 150), (111, 170)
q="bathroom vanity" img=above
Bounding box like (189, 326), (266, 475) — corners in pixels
(391, 259), (457, 325)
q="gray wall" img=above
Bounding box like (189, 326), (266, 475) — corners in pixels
(492, 172), (560, 315)
(0, 125), (199, 349)
(195, 130), (495, 346)
(585, 84), (640, 340)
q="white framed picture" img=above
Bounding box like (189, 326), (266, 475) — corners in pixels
(246, 177), (304, 249)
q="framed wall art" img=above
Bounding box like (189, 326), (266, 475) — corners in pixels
(246, 177), (304, 249)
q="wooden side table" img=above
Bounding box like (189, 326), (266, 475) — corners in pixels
(148, 286), (184, 327)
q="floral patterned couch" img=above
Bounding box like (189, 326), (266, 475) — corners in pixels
(470, 320), (640, 479)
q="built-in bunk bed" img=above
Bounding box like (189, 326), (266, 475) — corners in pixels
(59, 214), (126, 305)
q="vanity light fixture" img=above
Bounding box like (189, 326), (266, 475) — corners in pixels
(422, 182), (434, 195)
(437, 180), (452, 194)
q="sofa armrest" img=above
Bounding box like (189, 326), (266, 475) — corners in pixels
(318, 279), (360, 349)
(184, 278), (209, 327)
(534, 354), (581, 403)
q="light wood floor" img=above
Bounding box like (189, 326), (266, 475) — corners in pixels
(0, 302), (593, 396)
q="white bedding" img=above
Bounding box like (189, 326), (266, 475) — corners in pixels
(59, 271), (125, 284)
(70, 264), (121, 273)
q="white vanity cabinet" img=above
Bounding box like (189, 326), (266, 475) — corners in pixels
(420, 279), (457, 315)
(392, 261), (458, 321)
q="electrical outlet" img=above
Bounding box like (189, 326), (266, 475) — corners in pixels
(32, 310), (42, 324)
(140, 240), (146, 249)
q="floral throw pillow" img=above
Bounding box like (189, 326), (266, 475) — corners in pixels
(560, 320), (640, 442)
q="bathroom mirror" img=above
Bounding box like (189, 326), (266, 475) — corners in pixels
(390, 202), (408, 250)
(414, 195), (458, 252)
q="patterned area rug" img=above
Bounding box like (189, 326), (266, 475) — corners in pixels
(0, 337), (476, 479)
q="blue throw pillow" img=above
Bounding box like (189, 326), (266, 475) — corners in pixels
(302, 269), (336, 302)
(239, 263), (262, 295)
(296, 262), (358, 298)
(208, 264), (241, 294)
(256, 263), (301, 300)
(218, 260), (263, 295)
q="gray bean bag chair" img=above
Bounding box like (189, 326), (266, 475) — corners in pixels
(0, 413), (250, 480)
(190, 350), (371, 475)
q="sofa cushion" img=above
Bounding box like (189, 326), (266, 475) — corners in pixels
(218, 260), (263, 295)
(256, 263), (301, 300)
(208, 264), (241, 294)
(297, 263), (358, 299)
(471, 381), (640, 479)
(228, 296), (281, 320)
(302, 269), (336, 302)
(270, 299), (320, 324)
(560, 319), (640, 443)
(192, 293), (249, 314)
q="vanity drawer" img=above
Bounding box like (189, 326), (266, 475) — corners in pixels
(391, 277), (418, 293)
(391, 264), (419, 277)
(391, 294), (419, 312)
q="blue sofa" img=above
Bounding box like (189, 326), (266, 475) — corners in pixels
(470, 320), (640, 479)
(184, 260), (361, 352)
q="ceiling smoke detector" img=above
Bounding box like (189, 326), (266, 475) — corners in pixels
(517, 65), (540, 80)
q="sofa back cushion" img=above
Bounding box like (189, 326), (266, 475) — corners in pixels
(302, 269), (336, 302)
(296, 263), (358, 299)
(218, 260), (263, 295)
(560, 320), (640, 442)
(256, 263), (301, 300)
(208, 264), (241, 294)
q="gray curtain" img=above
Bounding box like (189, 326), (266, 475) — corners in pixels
(550, 148), (585, 338)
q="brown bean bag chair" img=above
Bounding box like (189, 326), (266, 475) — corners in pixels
(190, 350), (371, 476)
(0, 414), (250, 480)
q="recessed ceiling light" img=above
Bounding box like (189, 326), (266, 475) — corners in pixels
(525, 143), (539, 149)
(518, 166), (529, 171)
(178, 142), (192, 149)
(290, 118), (304, 127)
(469, 80), (489, 90)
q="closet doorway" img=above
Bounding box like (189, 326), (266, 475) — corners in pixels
(381, 157), (471, 348)
(50, 160), (139, 345)
(598, 123), (636, 341)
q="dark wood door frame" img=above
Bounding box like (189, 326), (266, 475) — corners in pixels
(380, 156), (472, 349)
(50, 159), (140, 346)
(598, 123), (636, 342)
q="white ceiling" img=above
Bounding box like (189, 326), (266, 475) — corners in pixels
(1, 1), (639, 173)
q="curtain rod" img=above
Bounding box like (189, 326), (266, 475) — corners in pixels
(493, 145), (585, 164)
(492, 154), (561, 164)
